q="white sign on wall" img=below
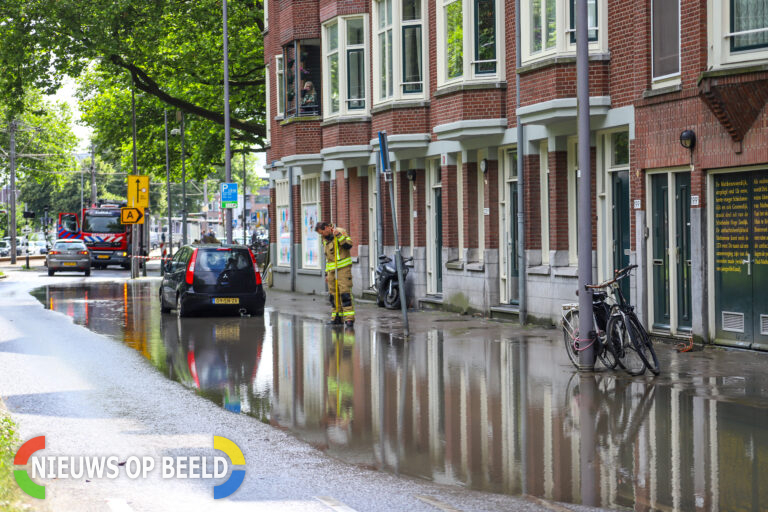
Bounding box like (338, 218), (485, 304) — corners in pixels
(634, 199), (642, 210)
(691, 195), (700, 206)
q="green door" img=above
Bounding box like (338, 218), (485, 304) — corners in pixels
(714, 171), (768, 349)
(612, 171), (631, 301)
(435, 186), (443, 294)
(651, 174), (671, 330)
(675, 173), (692, 331)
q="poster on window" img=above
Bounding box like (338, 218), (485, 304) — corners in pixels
(278, 206), (291, 266)
(302, 204), (319, 268)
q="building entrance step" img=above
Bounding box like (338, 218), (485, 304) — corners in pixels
(490, 305), (520, 320)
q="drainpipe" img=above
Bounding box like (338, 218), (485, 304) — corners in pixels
(515, 0), (527, 324)
(288, 166), (296, 292)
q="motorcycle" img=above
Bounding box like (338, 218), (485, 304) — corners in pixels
(374, 253), (413, 309)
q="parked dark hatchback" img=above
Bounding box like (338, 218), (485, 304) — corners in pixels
(160, 244), (266, 317)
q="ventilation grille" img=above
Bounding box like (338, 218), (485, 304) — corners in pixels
(761, 315), (768, 336)
(722, 311), (745, 333)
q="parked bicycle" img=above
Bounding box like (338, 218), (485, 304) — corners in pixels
(563, 264), (660, 375)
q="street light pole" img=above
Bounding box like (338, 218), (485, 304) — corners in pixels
(223, 0), (233, 244)
(242, 151), (247, 246)
(131, 83), (139, 279)
(9, 120), (17, 265)
(164, 110), (173, 259)
(90, 142), (97, 206)
(180, 112), (187, 246)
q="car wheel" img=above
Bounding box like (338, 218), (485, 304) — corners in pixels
(160, 289), (171, 313)
(176, 294), (187, 318)
(48, 268), (54, 276)
(84, 268), (90, 277)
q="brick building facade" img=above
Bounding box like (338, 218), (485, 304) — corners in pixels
(265, 0), (768, 349)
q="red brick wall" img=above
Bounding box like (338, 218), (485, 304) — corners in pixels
(519, 62), (610, 108)
(278, 0), (321, 45)
(464, 162), (479, 249)
(291, 184), (301, 245)
(371, 108), (431, 135)
(319, 0), (368, 23)
(548, 151), (568, 251)
(484, 160), (499, 250)
(322, 122), (372, 148)
(441, 164), (458, 248)
(523, 154), (541, 251)
(430, 90), (507, 141)
(271, 121), (323, 161)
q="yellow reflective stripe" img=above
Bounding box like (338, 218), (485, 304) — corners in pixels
(336, 258), (352, 268)
(342, 311), (355, 316)
(326, 262), (336, 271)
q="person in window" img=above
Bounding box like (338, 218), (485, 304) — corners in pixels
(301, 80), (317, 113)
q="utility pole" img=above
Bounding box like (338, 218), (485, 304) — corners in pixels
(131, 84), (139, 279)
(179, 111), (188, 245)
(90, 142), (97, 206)
(223, 0), (233, 244)
(9, 120), (17, 265)
(242, 151), (247, 245)
(576, 0), (595, 369)
(203, 179), (208, 234)
(164, 110), (173, 258)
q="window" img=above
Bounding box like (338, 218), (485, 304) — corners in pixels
(282, 40), (321, 118)
(539, 141), (550, 265)
(373, 0), (425, 101)
(324, 16), (368, 116)
(731, 0), (768, 51)
(300, 176), (321, 269)
(522, 0), (606, 63)
(264, 0), (268, 30)
(266, 63), (271, 143)
(275, 55), (285, 116)
(436, 0), (502, 85)
(276, 179), (291, 267)
(651, 0), (679, 80)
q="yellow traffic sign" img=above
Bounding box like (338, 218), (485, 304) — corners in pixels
(128, 175), (150, 208)
(121, 207), (145, 224)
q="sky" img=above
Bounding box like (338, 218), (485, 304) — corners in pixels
(50, 77), (268, 177)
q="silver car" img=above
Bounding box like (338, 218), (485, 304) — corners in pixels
(47, 239), (91, 276)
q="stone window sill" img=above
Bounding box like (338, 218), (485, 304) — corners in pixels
(527, 265), (551, 276)
(466, 262), (485, 272)
(297, 268), (323, 276)
(445, 260), (464, 271)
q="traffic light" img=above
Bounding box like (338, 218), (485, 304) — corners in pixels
(22, 211), (35, 219)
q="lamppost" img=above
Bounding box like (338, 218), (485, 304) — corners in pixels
(171, 112), (187, 245)
(164, 110), (173, 259)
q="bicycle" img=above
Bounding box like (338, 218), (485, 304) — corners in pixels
(562, 288), (620, 370)
(586, 264), (660, 376)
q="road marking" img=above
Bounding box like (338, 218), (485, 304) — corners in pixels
(315, 496), (358, 512)
(107, 499), (135, 512)
(523, 495), (575, 512)
(414, 495), (462, 512)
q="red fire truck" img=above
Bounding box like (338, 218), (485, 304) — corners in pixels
(57, 202), (132, 269)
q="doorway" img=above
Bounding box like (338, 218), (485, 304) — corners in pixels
(612, 170), (631, 300)
(426, 160), (443, 294)
(648, 171), (692, 334)
(499, 149), (519, 304)
(368, 167), (379, 287)
(711, 171), (768, 349)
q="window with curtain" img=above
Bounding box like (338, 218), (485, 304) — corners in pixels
(731, 0), (768, 51)
(403, 0), (423, 92)
(377, 0), (394, 99)
(652, 0), (679, 79)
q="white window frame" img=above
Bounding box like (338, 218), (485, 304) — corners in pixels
(373, 0), (428, 103)
(375, 0), (395, 101)
(708, 0), (768, 69)
(457, 153), (465, 261)
(275, 55), (285, 117)
(650, 0), (681, 88)
(567, 137), (579, 266)
(265, 63), (271, 144)
(476, 152), (486, 263)
(264, 0), (269, 30)
(435, 0), (505, 88)
(539, 141), (550, 266)
(300, 175), (321, 270)
(323, 15), (370, 118)
(276, 179), (291, 267)
(520, 0), (607, 65)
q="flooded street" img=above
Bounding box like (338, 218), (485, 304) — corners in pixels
(35, 280), (768, 511)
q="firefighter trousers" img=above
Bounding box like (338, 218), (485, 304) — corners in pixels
(327, 265), (354, 321)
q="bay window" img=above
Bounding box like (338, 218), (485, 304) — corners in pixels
(522, 0), (606, 63)
(651, 0), (679, 81)
(324, 16), (369, 116)
(373, 0), (425, 102)
(731, 0), (768, 51)
(436, 0), (502, 86)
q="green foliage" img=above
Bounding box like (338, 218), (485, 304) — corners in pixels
(446, 1), (463, 79)
(0, 413), (25, 511)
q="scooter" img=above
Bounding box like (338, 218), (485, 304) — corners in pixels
(374, 253), (413, 309)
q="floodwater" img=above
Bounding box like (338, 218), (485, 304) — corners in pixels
(34, 281), (768, 511)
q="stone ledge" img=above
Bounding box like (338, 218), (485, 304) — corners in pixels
(527, 265), (551, 276)
(279, 116), (322, 126)
(445, 260), (464, 271)
(371, 100), (430, 114)
(273, 266), (291, 274)
(466, 262), (485, 272)
(320, 116), (371, 127)
(297, 268), (323, 276)
(517, 53), (611, 75)
(434, 81), (507, 98)
(642, 84), (683, 99)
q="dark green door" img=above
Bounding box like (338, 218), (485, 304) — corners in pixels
(509, 181), (519, 303)
(714, 171), (768, 349)
(612, 171), (631, 301)
(651, 174), (671, 330)
(435, 186), (443, 294)
(675, 173), (692, 331)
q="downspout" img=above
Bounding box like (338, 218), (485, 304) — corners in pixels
(515, 0), (527, 324)
(288, 166), (296, 292)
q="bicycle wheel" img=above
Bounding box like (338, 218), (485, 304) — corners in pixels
(596, 329), (619, 370)
(562, 308), (580, 368)
(607, 313), (646, 376)
(627, 315), (660, 375)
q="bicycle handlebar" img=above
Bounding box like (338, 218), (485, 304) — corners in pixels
(584, 264), (638, 290)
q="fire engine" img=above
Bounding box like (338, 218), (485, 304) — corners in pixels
(57, 201), (132, 269)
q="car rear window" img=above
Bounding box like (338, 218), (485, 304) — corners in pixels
(196, 249), (253, 272)
(54, 241), (86, 250)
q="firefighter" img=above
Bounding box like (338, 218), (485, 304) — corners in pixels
(315, 221), (355, 327)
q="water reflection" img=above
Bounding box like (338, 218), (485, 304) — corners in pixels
(36, 282), (768, 510)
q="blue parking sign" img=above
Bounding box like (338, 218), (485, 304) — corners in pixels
(221, 182), (238, 208)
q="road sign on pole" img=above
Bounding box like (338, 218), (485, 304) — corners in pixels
(127, 175), (150, 208)
(221, 182), (238, 208)
(121, 207), (145, 224)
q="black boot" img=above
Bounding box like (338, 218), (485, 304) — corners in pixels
(344, 319), (355, 328)
(326, 316), (342, 326)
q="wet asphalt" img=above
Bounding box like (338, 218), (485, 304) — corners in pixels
(2, 265), (768, 511)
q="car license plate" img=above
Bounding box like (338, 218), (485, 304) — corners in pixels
(213, 298), (239, 305)
(97, 255), (109, 259)
(62, 262), (77, 266)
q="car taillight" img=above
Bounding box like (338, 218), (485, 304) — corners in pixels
(185, 248), (198, 285)
(79, 251), (88, 255)
(248, 249), (262, 286)
(49, 250), (60, 255)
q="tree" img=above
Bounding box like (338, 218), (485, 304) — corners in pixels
(0, 0), (266, 147)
